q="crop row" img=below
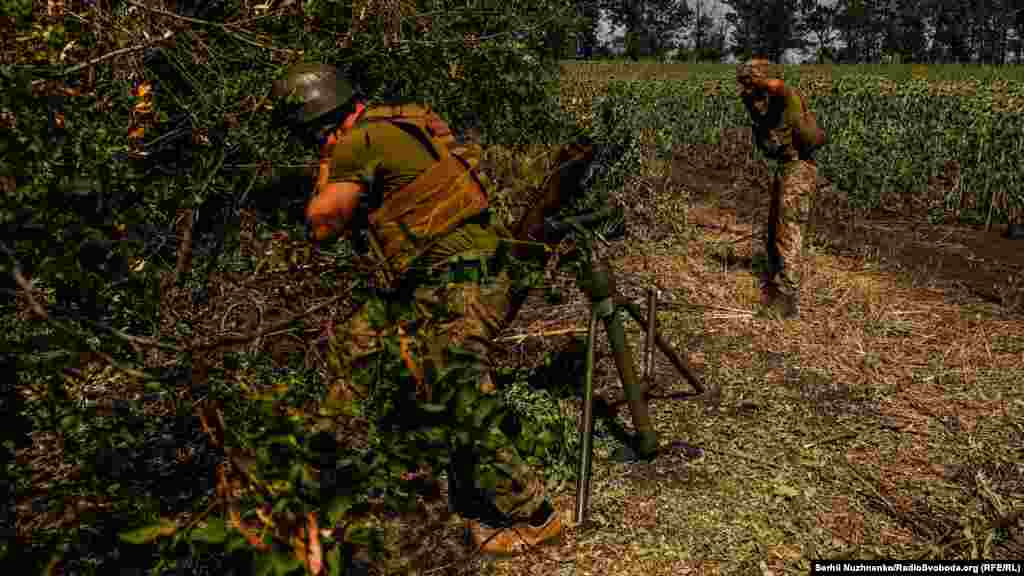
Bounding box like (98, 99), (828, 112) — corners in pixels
(559, 61), (1024, 85)
(558, 66), (1024, 223)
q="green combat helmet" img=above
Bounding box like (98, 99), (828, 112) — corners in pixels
(271, 63), (357, 132)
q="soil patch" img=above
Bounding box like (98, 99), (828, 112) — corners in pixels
(668, 129), (1024, 312)
(825, 219), (1023, 309)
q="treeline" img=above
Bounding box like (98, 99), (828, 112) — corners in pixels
(558, 0), (1024, 64)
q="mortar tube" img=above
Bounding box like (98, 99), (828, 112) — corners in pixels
(645, 288), (656, 384)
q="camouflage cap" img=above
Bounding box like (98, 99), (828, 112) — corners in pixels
(736, 58), (780, 85)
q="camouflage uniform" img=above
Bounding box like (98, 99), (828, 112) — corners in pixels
(1006, 196), (1023, 240)
(767, 159), (817, 300)
(737, 60), (826, 315)
(322, 225), (549, 520)
(316, 103), (569, 524)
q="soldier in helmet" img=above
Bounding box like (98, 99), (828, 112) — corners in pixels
(268, 63), (595, 556)
(736, 58), (827, 318)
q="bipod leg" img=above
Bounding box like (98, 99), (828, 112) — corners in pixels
(616, 297), (704, 395)
(644, 288), (656, 385)
(601, 300), (658, 458)
(575, 306), (599, 527)
(578, 256), (658, 460)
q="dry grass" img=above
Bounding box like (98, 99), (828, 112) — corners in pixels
(457, 131), (1024, 576)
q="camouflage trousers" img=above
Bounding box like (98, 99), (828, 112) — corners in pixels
(322, 223), (548, 523)
(1008, 199), (1021, 224)
(764, 159), (817, 299)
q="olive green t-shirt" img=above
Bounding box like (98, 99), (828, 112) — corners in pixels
(745, 86), (822, 162)
(325, 117), (438, 195)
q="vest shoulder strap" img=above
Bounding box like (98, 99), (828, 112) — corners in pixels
(358, 104), (459, 160)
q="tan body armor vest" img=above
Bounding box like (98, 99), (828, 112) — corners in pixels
(317, 104), (490, 274)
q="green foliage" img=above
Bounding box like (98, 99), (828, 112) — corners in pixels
(500, 378), (579, 484)
(1, 0), (32, 26)
(7, 0), (587, 572)
(723, 0), (804, 61)
(301, 0), (582, 148)
(585, 80), (690, 204)
(209, 290), (577, 571)
(582, 66), (1024, 221)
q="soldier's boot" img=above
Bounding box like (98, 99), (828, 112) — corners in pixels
(610, 429), (659, 463)
(1005, 223), (1024, 240)
(758, 283), (798, 319)
(465, 500), (563, 555)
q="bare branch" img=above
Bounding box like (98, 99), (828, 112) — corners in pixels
(1, 241), (183, 381)
(191, 291), (358, 352)
(124, 0), (302, 55)
(61, 42), (155, 77)
(169, 208), (195, 287)
(2, 252), (152, 379)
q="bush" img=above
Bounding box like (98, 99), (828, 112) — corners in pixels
(4, 0), (587, 573)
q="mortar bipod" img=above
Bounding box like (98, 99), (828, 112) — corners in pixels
(547, 207), (704, 423)
(546, 209), (705, 526)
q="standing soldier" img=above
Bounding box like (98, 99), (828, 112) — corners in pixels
(270, 63), (593, 556)
(736, 58), (827, 318)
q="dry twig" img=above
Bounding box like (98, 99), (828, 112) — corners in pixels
(495, 327), (587, 344)
(2, 241), (156, 380)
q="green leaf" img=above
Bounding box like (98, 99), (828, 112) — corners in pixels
(471, 396), (499, 429)
(773, 482), (800, 499)
(190, 518), (229, 544)
(225, 532), (250, 554)
(537, 429), (556, 446)
(366, 298), (387, 328)
(118, 518), (178, 544)
(347, 525), (377, 547)
(327, 496), (351, 525)
(420, 402), (447, 414)
(327, 546), (342, 576)
(272, 496), (294, 514)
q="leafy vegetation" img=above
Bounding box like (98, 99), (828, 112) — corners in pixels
(4, 1), (591, 574)
(561, 62), (1024, 223)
